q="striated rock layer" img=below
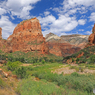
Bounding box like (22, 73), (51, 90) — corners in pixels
(45, 33), (88, 57)
(0, 18), (49, 54)
(47, 42), (81, 57)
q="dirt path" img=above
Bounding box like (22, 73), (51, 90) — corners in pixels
(52, 64), (95, 75)
(21, 64), (32, 66)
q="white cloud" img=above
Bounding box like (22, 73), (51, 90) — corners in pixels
(63, 0), (95, 10)
(0, 16), (16, 39)
(38, 15), (56, 27)
(78, 19), (86, 25)
(38, 14), (79, 36)
(86, 31), (92, 35)
(53, 0), (95, 17)
(79, 29), (84, 31)
(89, 12), (95, 22)
(0, 0), (41, 19)
(0, 0), (41, 39)
(44, 11), (50, 16)
(0, 8), (6, 15)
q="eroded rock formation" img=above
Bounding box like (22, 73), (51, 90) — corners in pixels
(0, 17), (49, 54)
(88, 24), (95, 44)
(45, 33), (88, 57)
(0, 17), (91, 56)
(85, 24), (95, 47)
(0, 27), (2, 39)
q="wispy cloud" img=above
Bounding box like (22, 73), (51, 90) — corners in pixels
(78, 19), (86, 25)
(0, 16), (16, 39)
(0, 0), (95, 39)
(89, 12), (95, 22)
(0, 0), (41, 19)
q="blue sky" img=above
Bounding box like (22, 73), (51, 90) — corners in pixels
(0, 0), (95, 39)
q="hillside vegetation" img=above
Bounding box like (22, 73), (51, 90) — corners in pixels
(0, 49), (95, 95)
(63, 45), (95, 64)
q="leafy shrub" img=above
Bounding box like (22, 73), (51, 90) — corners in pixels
(32, 71), (95, 93)
(71, 72), (80, 77)
(7, 61), (22, 71)
(76, 58), (79, 62)
(72, 58), (74, 62)
(42, 59), (45, 64)
(49, 59), (53, 63)
(15, 66), (27, 79)
(17, 78), (64, 95)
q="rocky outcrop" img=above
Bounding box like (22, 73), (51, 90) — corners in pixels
(0, 27), (2, 39)
(77, 52), (84, 58)
(0, 17), (49, 54)
(0, 39), (12, 53)
(85, 24), (95, 47)
(47, 42), (81, 57)
(88, 24), (95, 44)
(45, 33), (88, 56)
(60, 34), (89, 47)
(45, 33), (61, 42)
(7, 17), (48, 53)
(0, 69), (9, 78)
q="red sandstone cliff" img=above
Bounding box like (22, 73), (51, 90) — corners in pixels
(0, 27), (2, 39)
(0, 18), (90, 56)
(47, 42), (81, 57)
(88, 24), (95, 44)
(86, 24), (95, 47)
(0, 18), (49, 54)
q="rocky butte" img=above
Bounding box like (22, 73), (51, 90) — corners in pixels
(0, 17), (49, 54)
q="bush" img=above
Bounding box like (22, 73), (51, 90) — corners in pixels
(7, 61), (22, 71)
(17, 78), (64, 95)
(72, 58), (74, 62)
(42, 60), (45, 64)
(49, 59), (53, 63)
(76, 58), (79, 62)
(32, 71), (95, 93)
(15, 66), (27, 79)
(71, 72), (80, 77)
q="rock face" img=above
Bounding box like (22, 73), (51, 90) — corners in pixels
(88, 24), (95, 44)
(0, 17), (91, 57)
(85, 24), (95, 47)
(77, 52), (84, 58)
(45, 33), (88, 56)
(60, 34), (89, 47)
(0, 17), (49, 54)
(0, 27), (2, 39)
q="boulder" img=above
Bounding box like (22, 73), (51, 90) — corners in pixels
(77, 52), (84, 58)
(0, 60), (7, 64)
(0, 69), (9, 78)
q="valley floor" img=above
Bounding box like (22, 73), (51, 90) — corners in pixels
(0, 62), (95, 95)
